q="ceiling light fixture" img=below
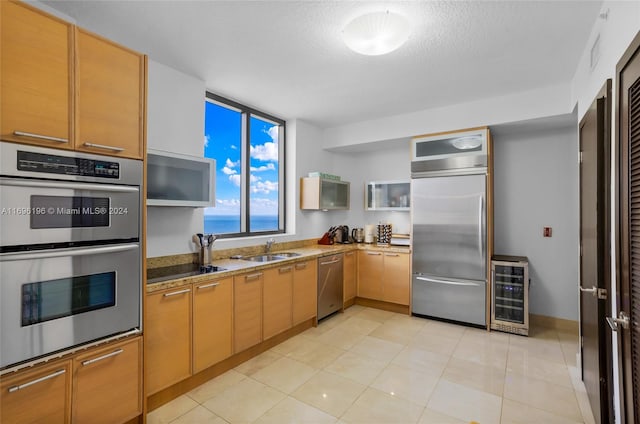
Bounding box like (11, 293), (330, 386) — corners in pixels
(342, 11), (411, 56)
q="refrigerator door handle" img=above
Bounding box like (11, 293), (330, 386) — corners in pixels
(415, 276), (482, 287)
(478, 194), (484, 258)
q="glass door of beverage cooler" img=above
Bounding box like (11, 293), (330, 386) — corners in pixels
(491, 256), (529, 335)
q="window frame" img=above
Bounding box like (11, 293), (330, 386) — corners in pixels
(204, 91), (286, 238)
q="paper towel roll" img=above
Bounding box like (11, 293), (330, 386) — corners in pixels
(364, 224), (375, 243)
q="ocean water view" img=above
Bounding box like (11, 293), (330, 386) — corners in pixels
(204, 215), (278, 234)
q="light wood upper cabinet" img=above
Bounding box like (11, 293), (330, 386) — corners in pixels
(145, 286), (192, 395)
(0, 0), (74, 149)
(292, 260), (318, 325)
(263, 266), (293, 340)
(1, 359), (72, 424)
(382, 252), (411, 305)
(193, 277), (233, 373)
(300, 177), (350, 210)
(343, 251), (357, 304)
(234, 272), (263, 353)
(73, 337), (142, 424)
(357, 250), (384, 300)
(75, 28), (145, 159)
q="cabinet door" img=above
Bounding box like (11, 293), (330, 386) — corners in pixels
(263, 266), (293, 339)
(193, 277), (233, 373)
(145, 287), (192, 395)
(292, 260), (318, 325)
(1, 1), (73, 149)
(73, 337), (141, 424)
(357, 251), (384, 300)
(343, 251), (357, 303)
(383, 253), (411, 305)
(76, 28), (145, 159)
(234, 272), (263, 352)
(1, 359), (72, 424)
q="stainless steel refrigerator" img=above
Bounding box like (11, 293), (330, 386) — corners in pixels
(411, 173), (487, 326)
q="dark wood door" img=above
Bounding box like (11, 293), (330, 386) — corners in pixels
(579, 79), (612, 424)
(617, 30), (640, 424)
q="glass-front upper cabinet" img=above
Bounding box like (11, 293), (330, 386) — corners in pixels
(366, 181), (410, 211)
(300, 177), (350, 210)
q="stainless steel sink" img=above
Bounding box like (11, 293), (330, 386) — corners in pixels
(242, 254), (286, 262)
(274, 252), (301, 258)
(241, 252), (301, 262)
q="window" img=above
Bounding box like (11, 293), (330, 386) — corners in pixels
(204, 92), (285, 237)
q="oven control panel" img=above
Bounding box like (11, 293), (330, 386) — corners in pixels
(17, 151), (120, 179)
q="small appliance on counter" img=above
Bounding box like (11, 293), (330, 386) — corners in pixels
(352, 227), (365, 243)
(364, 224), (376, 243)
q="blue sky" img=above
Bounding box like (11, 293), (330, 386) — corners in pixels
(203, 101), (279, 217)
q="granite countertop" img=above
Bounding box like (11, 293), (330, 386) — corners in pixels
(146, 243), (410, 293)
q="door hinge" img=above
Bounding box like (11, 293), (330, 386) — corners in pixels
(579, 151), (583, 163)
(580, 244), (583, 257)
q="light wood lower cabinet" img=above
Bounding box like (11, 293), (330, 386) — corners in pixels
(292, 259), (318, 325)
(193, 277), (233, 373)
(234, 272), (263, 352)
(145, 286), (192, 395)
(1, 359), (72, 423)
(343, 251), (357, 304)
(358, 250), (411, 305)
(357, 250), (384, 300)
(382, 252), (411, 305)
(73, 337), (142, 424)
(263, 266), (293, 339)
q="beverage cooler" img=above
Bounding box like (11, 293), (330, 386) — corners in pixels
(491, 255), (529, 336)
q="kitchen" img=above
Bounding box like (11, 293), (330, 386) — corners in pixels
(1, 1), (639, 423)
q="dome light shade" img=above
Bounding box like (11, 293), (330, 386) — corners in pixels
(342, 11), (410, 56)
(451, 136), (483, 150)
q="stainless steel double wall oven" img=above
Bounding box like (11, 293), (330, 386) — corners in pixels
(0, 142), (143, 369)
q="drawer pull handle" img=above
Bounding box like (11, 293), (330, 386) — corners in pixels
(14, 131), (68, 144)
(8, 369), (66, 393)
(320, 259), (341, 265)
(385, 253), (400, 257)
(245, 273), (262, 281)
(279, 266), (292, 273)
(295, 263), (307, 269)
(198, 282), (220, 289)
(163, 288), (191, 297)
(367, 252), (382, 256)
(83, 142), (125, 152)
(81, 349), (124, 366)
(345, 252), (355, 257)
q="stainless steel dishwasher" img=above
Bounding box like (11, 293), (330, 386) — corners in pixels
(317, 253), (344, 320)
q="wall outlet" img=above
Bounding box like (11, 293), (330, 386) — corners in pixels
(543, 227), (552, 237)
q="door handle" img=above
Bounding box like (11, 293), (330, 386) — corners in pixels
(606, 311), (630, 331)
(83, 142), (125, 152)
(579, 286), (607, 300)
(14, 130), (68, 144)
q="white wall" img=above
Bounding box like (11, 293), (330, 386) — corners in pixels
(492, 124), (580, 321)
(146, 60), (206, 257)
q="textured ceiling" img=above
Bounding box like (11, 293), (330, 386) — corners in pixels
(43, 0), (602, 128)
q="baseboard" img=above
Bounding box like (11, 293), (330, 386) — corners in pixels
(147, 318), (314, 412)
(530, 313), (578, 334)
(355, 297), (410, 315)
(343, 297), (356, 309)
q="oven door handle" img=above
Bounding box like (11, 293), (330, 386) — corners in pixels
(0, 178), (139, 192)
(0, 243), (139, 262)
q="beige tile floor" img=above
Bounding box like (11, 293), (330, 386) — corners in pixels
(148, 305), (596, 424)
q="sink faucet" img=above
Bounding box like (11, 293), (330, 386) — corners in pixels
(265, 238), (275, 253)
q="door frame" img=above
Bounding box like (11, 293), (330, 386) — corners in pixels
(579, 79), (613, 424)
(615, 30), (640, 424)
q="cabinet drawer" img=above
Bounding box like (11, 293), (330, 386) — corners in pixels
(73, 337), (142, 424)
(1, 360), (72, 424)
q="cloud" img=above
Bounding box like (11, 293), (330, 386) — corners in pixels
(265, 126), (278, 142)
(250, 197), (278, 215)
(251, 180), (278, 194)
(222, 158), (239, 175)
(250, 174), (259, 183)
(216, 198), (240, 207)
(230, 145), (237, 150)
(225, 158), (238, 168)
(204, 135), (210, 148)
(229, 174), (241, 186)
(250, 142), (278, 161)
(250, 163), (275, 172)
